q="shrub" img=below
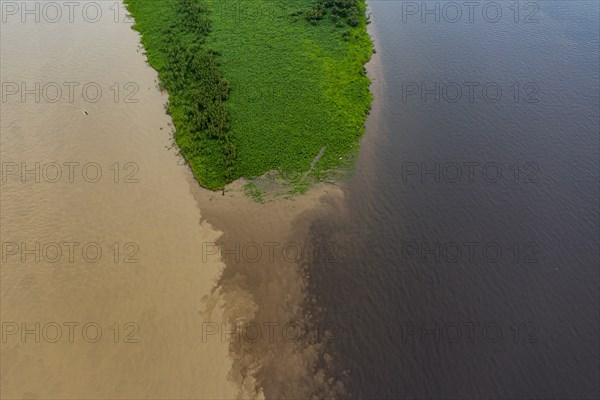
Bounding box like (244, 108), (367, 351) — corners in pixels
(307, 0), (363, 27)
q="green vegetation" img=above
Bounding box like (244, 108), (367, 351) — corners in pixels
(243, 182), (265, 204)
(306, 0), (364, 27)
(125, 0), (372, 190)
(124, 0), (235, 188)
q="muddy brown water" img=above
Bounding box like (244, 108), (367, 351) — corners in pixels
(0, 3), (237, 398)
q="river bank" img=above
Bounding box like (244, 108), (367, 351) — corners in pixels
(124, 0), (373, 191)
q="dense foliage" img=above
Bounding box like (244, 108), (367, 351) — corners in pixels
(126, 0), (235, 188)
(126, 0), (372, 191)
(306, 0), (362, 27)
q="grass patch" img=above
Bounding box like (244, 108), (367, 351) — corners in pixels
(243, 182), (265, 203)
(125, 0), (372, 191)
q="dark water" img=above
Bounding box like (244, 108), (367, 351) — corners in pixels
(307, 1), (599, 398)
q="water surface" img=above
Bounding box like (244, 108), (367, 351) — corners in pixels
(303, 1), (599, 398)
(0, 3), (236, 398)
